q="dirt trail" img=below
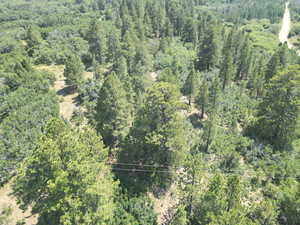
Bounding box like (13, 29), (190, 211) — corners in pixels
(279, 1), (300, 55)
(36, 65), (79, 120)
(279, 2), (293, 48)
(149, 71), (159, 82)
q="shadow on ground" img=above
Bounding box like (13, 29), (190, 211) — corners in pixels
(188, 113), (204, 129)
(56, 86), (76, 96)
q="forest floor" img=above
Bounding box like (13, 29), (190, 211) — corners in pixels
(149, 184), (180, 225)
(0, 183), (37, 225)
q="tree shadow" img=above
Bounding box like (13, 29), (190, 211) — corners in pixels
(188, 113), (204, 129)
(73, 95), (81, 107)
(56, 86), (76, 96)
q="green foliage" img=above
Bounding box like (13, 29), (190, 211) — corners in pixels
(0, 59), (58, 183)
(170, 205), (188, 225)
(0, 90), (59, 183)
(220, 49), (235, 90)
(64, 54), (84, 87)
(265, 44), (290, 81)
(219, 84), (257, 128)
(196, 24), (221, 71)
(188, 174), (268, 225)
(254, 65), (300, 150)
(34, 36), (89, 65)
(155, 39), (196, 87)
(26, 26), (43, 57)
(119, 82), (189, 190)
(0, 205), (12, 225)
(0, 0), (299, 224)
(248, 200), (279, 225)
(195, 78), (209, 119)
(182, 67), (199, 105)
(278, 181), (300, 225)
(0, 52), (31, 89)
(242, 20), (279, 52)
(87, 19), (107, 64)
(114, 192), (157, 225)
(220, 30), (235, 90)
(13, 118), (118, 225)
(78, 77), (103, 119)
(210, 0), (284, 23)
(96, 73), (133, 148)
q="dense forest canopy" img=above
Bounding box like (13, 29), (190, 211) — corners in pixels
(0, 0), (299, 224)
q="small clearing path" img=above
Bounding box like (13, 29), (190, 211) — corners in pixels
(35, 65), (93, 120)
(36, 65), (77, 120)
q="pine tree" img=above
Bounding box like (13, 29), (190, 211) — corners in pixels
(220, 31), (235, 90)
(236, 36), (252, 81)
(255, 65), (300, 150)
(195, 78), (209, 119)
(149, 1), (166, 38)
(96, 0), (105, 10)
(122, 31), (136, 74)
(133, 42), (152, 74)
(265, 52), (280, 82)
(182, 67), (198, 105)
(13, 118), (117, 225)
(87, 20), (107, 64)
(113, 55), (134, 105)
(64, 54), (84, 87)
(196, 25), (220, 71)
(182, 17), (198, 47)
(191, 174), (227, 224)
(122, 82), (189, 189)
(114, 56), (128, 78)
(159, 37), (169, 53)
(107, 28), (122, 63)
(26, 26), (42, 57)
(96, 73), (133, 148)
(265, 44), (290, 83)
(202, 77), (221, 152)
(220, 49), (235, 90)
(249, 54), (266, 98)
(164, 18), (174, 37)
(278, 43), (289, 68)
(226, 175), (241, 211)
(121, 14), (134, 38)
(190, 174), (249, 225)
(181, 153), (205, 218)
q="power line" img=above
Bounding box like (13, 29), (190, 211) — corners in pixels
(109, 164), (264, 175)
(111, 167), (171, 173)
(108, 162), (173, 168)
(108, 163), (300, 174)
(107, 156), (225, 169)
